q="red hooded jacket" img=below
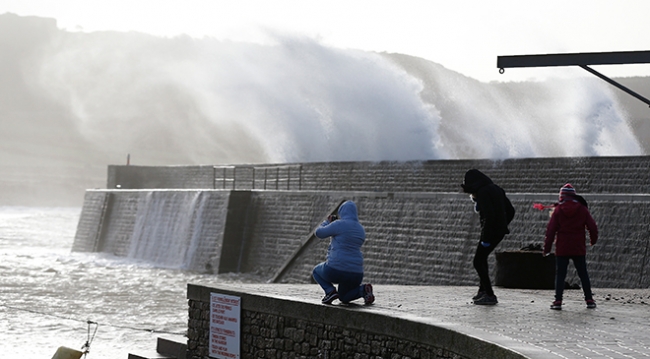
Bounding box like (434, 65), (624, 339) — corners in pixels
(544, 197), (598, 256)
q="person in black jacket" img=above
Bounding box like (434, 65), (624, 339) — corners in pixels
(461, 169), (515, 305)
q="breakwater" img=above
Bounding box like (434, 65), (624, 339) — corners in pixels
(106, 156), (650, 194)
(74, 156), (650, 288)
(186, 283), (531, 359)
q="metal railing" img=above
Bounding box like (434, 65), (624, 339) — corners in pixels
(213, 166), (236, 189)
(213, 164), (302, 190)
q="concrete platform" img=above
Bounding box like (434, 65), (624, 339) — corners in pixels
(210, 283), (650, 359)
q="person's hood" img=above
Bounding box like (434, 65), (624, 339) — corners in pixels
(461, 169), (494, 194)
(338, 200), (359, 221)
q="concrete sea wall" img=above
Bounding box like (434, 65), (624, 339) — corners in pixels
(106, 156), (650, 194)
(74, 189), (650, 288)
(186, 283), (527, 359)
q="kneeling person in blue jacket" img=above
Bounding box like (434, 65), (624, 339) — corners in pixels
(313, 200), (374, 305)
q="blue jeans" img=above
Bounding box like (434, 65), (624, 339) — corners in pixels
(312, 262), (364, 303)
(555, 255), (593, 301)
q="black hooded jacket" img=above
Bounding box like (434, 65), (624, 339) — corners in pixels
(461, 169), (515, 243)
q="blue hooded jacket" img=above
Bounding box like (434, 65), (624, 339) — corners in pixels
(314, 200), (365, 273)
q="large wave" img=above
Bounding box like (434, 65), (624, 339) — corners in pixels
(33, 26), (642, 163)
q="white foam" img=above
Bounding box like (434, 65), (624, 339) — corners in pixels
(36, 32), (641, 163)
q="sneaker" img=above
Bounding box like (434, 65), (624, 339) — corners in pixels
(472, 291), (486, 301)
(586, 299), (597, 309)
(321, 290), (339, 304)
(473, 294), (498, 305)
(550, 300), (562, 310)
(363, 284), (375, 305)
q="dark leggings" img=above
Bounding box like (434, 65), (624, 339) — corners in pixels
(472, 235), (504, 296)
(312, 262), (364, 303)
(555, 255), (593, 301)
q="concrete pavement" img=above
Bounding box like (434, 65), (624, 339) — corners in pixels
(212, 283), (650, 359)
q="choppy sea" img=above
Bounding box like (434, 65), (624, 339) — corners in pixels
(0, 206), (257, 359)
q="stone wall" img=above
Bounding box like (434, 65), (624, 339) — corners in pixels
(73, 189), (232, 272)
(98, 191), (140, 256)
(186, 284), (527, 359)
(72, 191), (109, 252)
(247, 192), (650, 289)
(107, 156), (650, 194)
(73, 189), (650, 288)
(107, 165), (216, 189)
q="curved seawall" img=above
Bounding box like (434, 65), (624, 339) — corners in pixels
(73, 157), (650, 288)
(187, 283), (536, 359)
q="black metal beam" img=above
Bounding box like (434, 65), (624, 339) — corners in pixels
(579, 65), (650, 107)
(497, 50), (650, 69)
(496, 50), (650, 107)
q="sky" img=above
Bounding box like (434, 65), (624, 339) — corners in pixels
(3, 0), (650, 83)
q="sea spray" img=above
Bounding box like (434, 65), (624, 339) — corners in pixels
(34, 29), (642, 163)
(383, 53), (641, 159)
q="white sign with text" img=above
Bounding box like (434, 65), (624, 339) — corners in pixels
(209, 293), (241, 359)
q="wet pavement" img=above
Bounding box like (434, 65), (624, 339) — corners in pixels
(211, 283), (650, 359)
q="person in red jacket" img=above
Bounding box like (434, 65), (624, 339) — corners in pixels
(543, 183), (598, 310)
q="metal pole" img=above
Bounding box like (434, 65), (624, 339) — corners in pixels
(580, 65), (650, 107)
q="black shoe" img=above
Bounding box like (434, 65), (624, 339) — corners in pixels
(472, 291), (486, 301)
(586, 299), (596, 309)
(321, 290), (339, 304)
(550, 300), (562, 310)
(474, 294), (498, 305)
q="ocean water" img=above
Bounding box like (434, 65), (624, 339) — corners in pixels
(0, 206), (256, 359)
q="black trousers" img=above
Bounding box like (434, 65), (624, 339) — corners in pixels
(555, 255), (593, 301)
(472, 234), (505, 296)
